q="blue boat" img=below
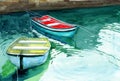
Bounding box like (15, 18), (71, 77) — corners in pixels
(7, 37), (51, 70)
(31, 15), (78, 38)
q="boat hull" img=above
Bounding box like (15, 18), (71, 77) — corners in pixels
(7, 51), (49, 70)
(32, 20), (77, 38)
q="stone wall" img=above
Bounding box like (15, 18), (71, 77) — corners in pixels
(0, 0), (120, 14)
(0, 0), (64, 2)
(0, 0), (19, 2)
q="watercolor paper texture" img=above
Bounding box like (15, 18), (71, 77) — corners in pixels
(0, 1), (120, 81)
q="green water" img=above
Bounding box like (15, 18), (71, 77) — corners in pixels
(0, 5), (120, 81)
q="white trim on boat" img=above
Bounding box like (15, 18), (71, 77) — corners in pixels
(19, 53), (45, 55)
(32, 20), (76, 31)
(47, 23), (60, 26)
(46, 15), (73, 26)
(41, 18), (51, 22)
(37, 20), (41, 22)
(18, 40), (47, 44)
(13, 46), (49, 50)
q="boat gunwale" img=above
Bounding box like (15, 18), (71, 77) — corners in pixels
(31, 15), (77, 32)
(7, 53), (47, 57)
(6, 37), (51, 56)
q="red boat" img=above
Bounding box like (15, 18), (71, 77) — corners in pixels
(31, 15), (78, 37)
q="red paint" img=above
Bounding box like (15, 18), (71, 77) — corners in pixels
(33, 15), (74, 29)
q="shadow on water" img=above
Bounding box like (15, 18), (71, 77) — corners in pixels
(11, 54), (51, 81)
(46, 5), (120, 49)
(0, 13), (31, 39)
(1, 53), (51, 81)
(73, 25), (101, 49)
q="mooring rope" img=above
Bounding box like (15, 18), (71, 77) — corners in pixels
(76, 24), (114, 44)
(25, 10), (47, 17)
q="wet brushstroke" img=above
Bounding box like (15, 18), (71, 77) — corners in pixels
(0, 5), (120, 81)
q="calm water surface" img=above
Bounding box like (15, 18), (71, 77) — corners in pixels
(0, 6), (120, 81)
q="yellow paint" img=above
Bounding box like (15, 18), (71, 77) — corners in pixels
(7, 37), (51, 56)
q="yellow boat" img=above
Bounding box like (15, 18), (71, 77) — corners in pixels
(7, 37), (51, 70)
